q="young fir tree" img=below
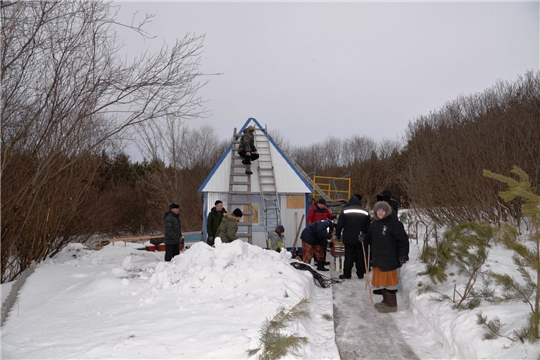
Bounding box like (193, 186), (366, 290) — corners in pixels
(482, 166), (540, 343)
(418, 222), (495, 310)
(247, 298), (310, 360)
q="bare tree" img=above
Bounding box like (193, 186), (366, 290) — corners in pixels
(136, 121), (227, 231)
(1, 1), (209, 281)
(402, 71), (540, 224)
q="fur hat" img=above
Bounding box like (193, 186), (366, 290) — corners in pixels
(373, 201), (392, 219)
(247, 125), (255, 132)
(168, 203), (180, 210)
(233, 208), (243, 218)
(275, 225), (285, 233)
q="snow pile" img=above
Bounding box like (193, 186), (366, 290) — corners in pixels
(393, 216), (540, 360)
(1, 240), (339, 359)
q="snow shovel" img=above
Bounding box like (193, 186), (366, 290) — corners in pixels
(360, 232), (374, 304)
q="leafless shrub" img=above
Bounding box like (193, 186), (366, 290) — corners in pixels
(1, 1), (208, 281)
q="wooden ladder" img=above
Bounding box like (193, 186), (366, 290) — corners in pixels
(228, 128), (253, 244)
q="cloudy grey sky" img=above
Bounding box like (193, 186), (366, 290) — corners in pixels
(115, 1), (539, 155)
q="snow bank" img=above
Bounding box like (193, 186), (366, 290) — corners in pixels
(1, 240), (339, 359)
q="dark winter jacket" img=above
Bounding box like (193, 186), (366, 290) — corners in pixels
(216, 213), (239, 243)
(300, 220), (333, 247)
(335, 196), (371, 245)
(238, 128), (257, 153)
(163, 210), (182, 245)
(207, 206), (227, 238)
(365, 202), (409, 271)
(307, 204), (334, 225)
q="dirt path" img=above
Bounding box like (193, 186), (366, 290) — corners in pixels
(330, 268), (419, 360)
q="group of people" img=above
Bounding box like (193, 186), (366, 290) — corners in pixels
(299, 189), (409, 313)
(162, 200), (244, 262)
(164, 125), (407, 312)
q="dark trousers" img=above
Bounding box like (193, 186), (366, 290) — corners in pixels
(165, 244), (180, 261)
(238, 151), (259, 164)
(343, 243), (365, 277)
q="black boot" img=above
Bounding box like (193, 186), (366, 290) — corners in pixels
(377, 289), (397, 313)
(373, 289), (383, 295)
(317, 260), (330, 266)
(316, 263), (329, 271)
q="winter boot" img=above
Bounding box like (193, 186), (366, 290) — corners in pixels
(317, 260), (330, 266)
(245, 165), (253, 175)
(374, 289), (387, 309)
(316, 263), (329, 271)
(377, 289), (397, 313)
(373, 289), (383, 295)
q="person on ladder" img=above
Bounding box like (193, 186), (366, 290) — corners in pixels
(237, 125), (259, 175)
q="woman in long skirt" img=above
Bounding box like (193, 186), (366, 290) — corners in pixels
(366, 201), (409, 313)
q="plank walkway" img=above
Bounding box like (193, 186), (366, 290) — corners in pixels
(330, 266), (419, 360)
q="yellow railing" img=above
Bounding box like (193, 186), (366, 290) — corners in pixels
(312, 175), (351, 201)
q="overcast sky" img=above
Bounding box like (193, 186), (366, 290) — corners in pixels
(114, 1), (539, 158)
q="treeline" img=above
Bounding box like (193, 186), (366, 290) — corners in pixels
(0, 1), (212, 282)
(285, 71), (540, 226)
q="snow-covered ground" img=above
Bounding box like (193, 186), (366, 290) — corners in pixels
(396, 237), (540, 360)
(2, 231), (539, 359)
(1, 239), (338, 359)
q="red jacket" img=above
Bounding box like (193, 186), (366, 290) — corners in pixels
(307, 204), (334, 225)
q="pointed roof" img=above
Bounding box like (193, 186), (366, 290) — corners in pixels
(198, 118), (313, 193)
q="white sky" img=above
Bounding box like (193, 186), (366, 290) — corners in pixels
(114, 1), (539, 157)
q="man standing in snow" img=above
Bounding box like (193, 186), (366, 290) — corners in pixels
(335, 195), (371, 279)
(163, 203), (183, 261)
(207, 200), (227, 246)
(268, 225), (285, 252)
(216, 208), (243, 243)
(237, 125), (259, 175)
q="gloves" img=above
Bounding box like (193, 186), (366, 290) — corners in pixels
(399, 258), (408, 266)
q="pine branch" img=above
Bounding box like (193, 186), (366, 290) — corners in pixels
(476, 312), (516, 341)
(247, 298), (310, 360)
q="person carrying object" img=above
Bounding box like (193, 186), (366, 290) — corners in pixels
(365, 201), (409, 313)
(335, 195), (371, 279)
